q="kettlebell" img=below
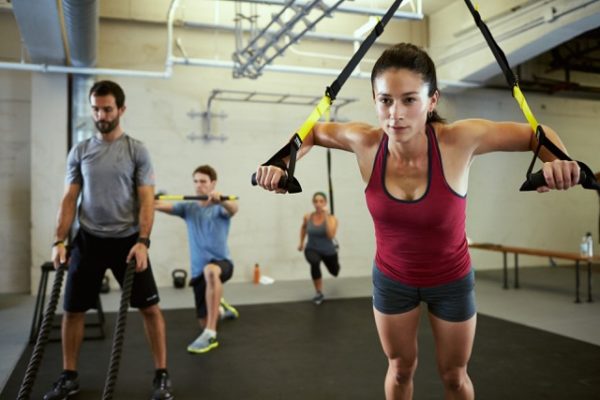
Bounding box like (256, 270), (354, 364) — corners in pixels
(172, 269), (187, 289)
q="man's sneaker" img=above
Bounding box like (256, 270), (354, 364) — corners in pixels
(312, 292), (324, 305)
(219, 298), (239, 320)
(152, 371), (174, 400)
(187, 332), (218, 354)
(43, 372), (80, 400)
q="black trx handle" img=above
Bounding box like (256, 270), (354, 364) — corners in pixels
(520, 126), (591, 191)
(464, 0), (599, 192)
(251, 0), (406, 193)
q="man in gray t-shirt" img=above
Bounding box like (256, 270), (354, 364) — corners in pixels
(46, 80), (173, 400)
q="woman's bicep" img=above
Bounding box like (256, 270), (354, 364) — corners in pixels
(313, 122), (377, 152)
(466, 120), (534, 155)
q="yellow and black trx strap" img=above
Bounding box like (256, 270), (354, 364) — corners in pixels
(464, 0), (599, 191)
(251, 0), (406, 193)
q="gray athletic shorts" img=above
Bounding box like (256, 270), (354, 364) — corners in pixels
(372, 264), (476, 322)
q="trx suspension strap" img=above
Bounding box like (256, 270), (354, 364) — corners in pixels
(251, 0), (406, 193)
(464, 0), (599, 191)
(327, 149), (335, 215)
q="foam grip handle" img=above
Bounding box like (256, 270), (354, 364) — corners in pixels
(520, 169), (587, 191)
(251, 172), (288, 189)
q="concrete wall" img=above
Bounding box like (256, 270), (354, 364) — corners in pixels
(0, 71), (31, 293)
(29, 73), (68, 294)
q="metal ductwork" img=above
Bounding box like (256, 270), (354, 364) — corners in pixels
(62, 0), (98, 67)
(11, 0), (66, 65)
(11, 0), (97, 68)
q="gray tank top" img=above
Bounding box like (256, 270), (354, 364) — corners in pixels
(306, 214), (337, 255)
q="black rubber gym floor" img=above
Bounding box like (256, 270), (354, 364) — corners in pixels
(3, 297), (600, 399)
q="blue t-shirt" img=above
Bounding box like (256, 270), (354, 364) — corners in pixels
(172, 202), (232, 278)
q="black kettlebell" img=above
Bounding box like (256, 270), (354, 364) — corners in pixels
(172, 269), (187, 289)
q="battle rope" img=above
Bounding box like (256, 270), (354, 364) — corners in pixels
(17, 265), (68, 400)
(464, 0), (599, 191)
(101, 259), (136, 400)
(251, 0), (407, 193)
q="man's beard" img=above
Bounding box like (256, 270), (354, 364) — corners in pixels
(95, 117), (119, 134)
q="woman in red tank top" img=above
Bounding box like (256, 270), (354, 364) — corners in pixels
(255, 43), (580, 399)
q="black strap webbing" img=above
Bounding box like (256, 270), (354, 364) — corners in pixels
(327, 148), (334, 215)
(256, 0), (406, 193)
(464, 0), (599, 191)
(326, 0), (404, 101)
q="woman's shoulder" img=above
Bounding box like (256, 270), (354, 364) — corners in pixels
(434, 119), (491, 145)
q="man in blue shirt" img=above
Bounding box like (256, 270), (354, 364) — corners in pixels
(156, 165), (239, 353)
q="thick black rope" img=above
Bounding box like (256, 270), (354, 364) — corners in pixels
(17, 265), (67, 400)
(101, 260), (136, 400)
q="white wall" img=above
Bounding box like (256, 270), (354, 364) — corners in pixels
(29, 73), (68, 294)
(110, 68), (378, 285)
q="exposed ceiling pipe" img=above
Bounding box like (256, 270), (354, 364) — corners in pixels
(0, 0), (178, 78)
(169, 55), (481, 88)
(11, 0), (66, 65)
(218, 0), (424, 20)
(101, 16), (395, 45)
(62, 0), (98, 67)
(0, 0), (477, 89)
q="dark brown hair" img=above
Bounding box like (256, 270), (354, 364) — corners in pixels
(193, 165), (217, 181)
(313, 191), (327, 201)
(371, 43), (445, 123)
(89, 80), (126, 109)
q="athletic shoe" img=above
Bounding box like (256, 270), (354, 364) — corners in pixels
(313, 292), (325, 305)
(151, 371), (174, 400)
(187, 332), (219, 354)
(43, 372), (80, 400)
(219, 297), (239, 319)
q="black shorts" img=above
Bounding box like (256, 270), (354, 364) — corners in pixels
(64, 229), (160, 312)
(372, 264), (476, 322)
(191, 259), (234, 319)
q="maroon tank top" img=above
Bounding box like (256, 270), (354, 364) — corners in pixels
(365, 125), (471, 287)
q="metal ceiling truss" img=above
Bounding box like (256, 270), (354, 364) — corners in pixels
(548, 27), (600, 75)
(187, 89), (357, 142)
(232, 0), (345, 79)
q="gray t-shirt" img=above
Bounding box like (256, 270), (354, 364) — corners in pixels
(65, 133), (155, 238)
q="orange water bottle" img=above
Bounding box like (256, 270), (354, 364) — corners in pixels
(253, 263), (261, 284)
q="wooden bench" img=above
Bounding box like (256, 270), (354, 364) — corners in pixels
(469, 243), (600, 303)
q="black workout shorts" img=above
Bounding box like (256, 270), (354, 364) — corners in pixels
(64, 229), (160, 312)
(190, 259), (234, 319)
(372, 263), (476, 322)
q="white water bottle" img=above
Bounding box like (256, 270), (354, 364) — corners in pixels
(580, 232), (593, 257)
(586, 232), (593, 257)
